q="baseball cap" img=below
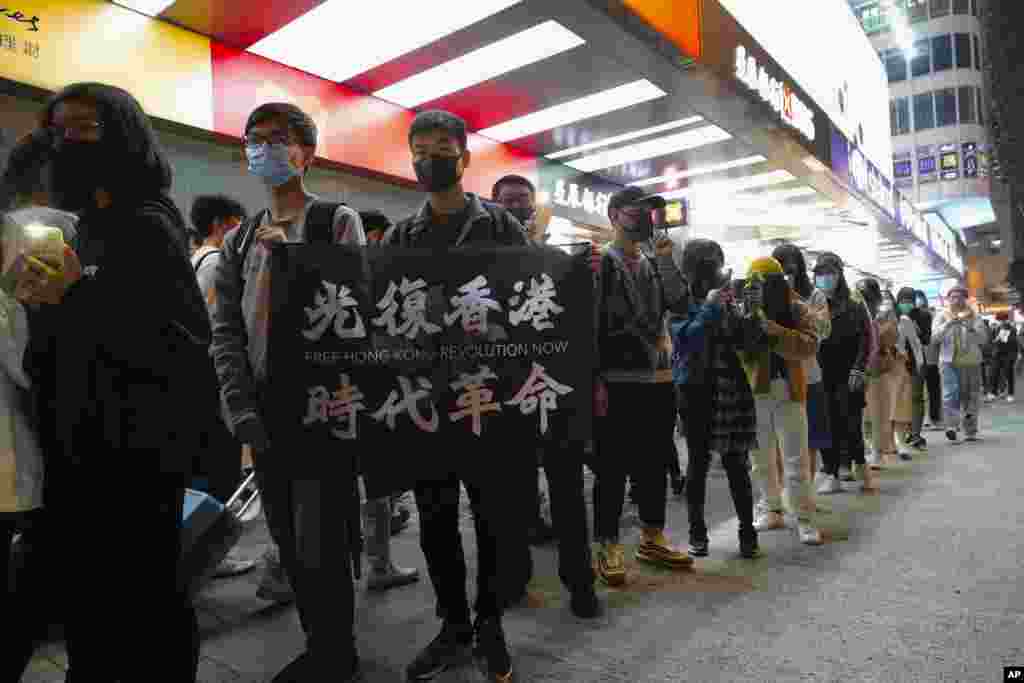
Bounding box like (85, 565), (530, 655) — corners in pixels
(608, 187), (667, 212)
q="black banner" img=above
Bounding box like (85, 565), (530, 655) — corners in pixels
(266, 244), (594, 492)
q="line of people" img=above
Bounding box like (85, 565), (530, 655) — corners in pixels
(0, 81), (1000, 683)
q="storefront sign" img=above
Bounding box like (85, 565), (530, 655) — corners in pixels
(963, 142), (978, 179)
(847, 141), (895, 219)
(735, 46), (815, 142)
(266, 244), (593, 488)
(939, 143), (959, 181)
(917, 146), (937, 184)
(551, 179), (612, 221)
(1, 7), (38, 31)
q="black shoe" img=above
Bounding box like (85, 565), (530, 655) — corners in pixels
(500, 586), (529, 611)
(406, 621), (474, 681)
(474, 617), (513, 682)
(946, 429), (959, 443)
(671, 474), (686, 496)
(899, 451), (913, 461)
(391, 506), (412, 536)
(688, 538), (709, 557)
(527, 520), (555, 546)
(739, 532), (761, 559)
(569, 585), (602, 619)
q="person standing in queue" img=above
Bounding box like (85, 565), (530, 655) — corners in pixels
(211, 102), (367, 682)
(933, 284), (988, 443)
(491, 173), (600, 619)
(992, 311), (1019, 401)
(11, 82), (203, 682)
(592, 187), (694, 586)
(378, 110), (527, 683)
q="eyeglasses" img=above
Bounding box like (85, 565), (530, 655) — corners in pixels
(243, 132), (293, 147)
(49, 122), (102, 141)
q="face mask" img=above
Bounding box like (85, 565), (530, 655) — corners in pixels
(507, 206), (535, 225)
(621, 211), (655, 242)
(247, 143), (299, 187)
(815, 274), (838, 293)
(49, 139), (104, 212)
(414, 155), (461, 193)
(898, 302), (914, 314)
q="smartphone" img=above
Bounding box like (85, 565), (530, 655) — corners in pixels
(0, 254), (61, 296)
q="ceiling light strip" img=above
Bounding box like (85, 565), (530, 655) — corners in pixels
(373, 21), (585, 108)
(477, 79), (667, 142)
(660, 169), (796, 200)
(111, 0), (175, 15)
(545, 116), (705, 160)
(248, 0), (523, 84)
(565, 125), (732, 173)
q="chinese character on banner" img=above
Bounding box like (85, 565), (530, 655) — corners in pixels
(303, 281), (366, 341)
(303, 373), (366, 440)
(372, 277), (441, 339)
(22, 40), (37, 58)
(508, 273), (564, 332)
(0, 33), (15, 50)
(506, 362), (574, 435)
(443, 275), (502, 335)
(371, 376), (439, 433)
(449, 366), (501, 436)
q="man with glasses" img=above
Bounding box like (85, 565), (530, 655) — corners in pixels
(211, 103), (366, 683)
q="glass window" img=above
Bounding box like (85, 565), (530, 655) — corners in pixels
(932, 35), (954, 71)
(907, 0), (928, 22)
(978, 88), (985, 125)
(931, 0), (951, 16)
(958, 86), (976, 123)
(955, 33), (972, 68)
(914, 92), (936, 131)
(976, 35), (983, 70)
(936, 88), (957, 127)
(954, 0), (970, 13)
(911, 39), (931, 77)
(893, 97), (912, 135)
(860, 3), (888, 33)
(885, 50), (908, 82)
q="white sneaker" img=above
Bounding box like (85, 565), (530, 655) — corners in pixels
(798, 524), (823, 545)
(985, 393), (997, 402)
(1007, 396), (1016, 403)
(866, 449), (882, 469)
(817, 474), (842, 495)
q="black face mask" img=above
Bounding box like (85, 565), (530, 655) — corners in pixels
(414, 155), (462, 193)
(507, 206), (535, 225)
(49, 139), (105, 212)
(621, 211), (654, 242)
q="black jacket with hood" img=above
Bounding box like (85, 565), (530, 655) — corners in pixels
(815, 252), (870, 383)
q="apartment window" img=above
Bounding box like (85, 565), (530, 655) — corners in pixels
(936, 88), (958, 127)
(930, 0), (951, 17)
(907, 0), (928, 22)
(954, 0), (970, 13)
(885, 50), (908, 82)
(974, 34), (981, 70)
(958, 86), (976, 123)
(892, 97), (912, 135)
(911, 38), (932, 77)
(914, 92), (936, 131)
(955, 33), (972, 68)
(978, 88), (985, 125)
(932, 35), (954, 71)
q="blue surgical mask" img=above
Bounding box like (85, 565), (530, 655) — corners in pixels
(246, 143), (299, 187)
(815, 274), (837, 293)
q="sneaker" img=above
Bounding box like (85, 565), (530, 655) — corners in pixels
(1008, 396), (1016, 403)
(688, 538), (710, 557)
(898, 450), (913, 461)
(965, 434), (980, 442)
(816, 474), (842, 495)
(597, 541), (627, 587)
(797, 524), (823, 546)
(473, 617), (513, 683)
(569, 585), (602, 619)
(754, 510), (786, 531)
(739, 532), (761, 559)
(212, 552), (258, 579)
(909, 436), (928, 451)
(406, 621), (474, 681)
(985, 393), (997, 402)
(636, 529), (694, 569)
(256, 549), (295, 605)
(946, 429), (961, 444)
(368, 563), (420, 592)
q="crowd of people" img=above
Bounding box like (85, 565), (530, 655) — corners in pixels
(0, 81), (1018, 683)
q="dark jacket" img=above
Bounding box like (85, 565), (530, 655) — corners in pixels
(27, 195), (209, 479)
(380, 193), (527, 248)
(818, 286), (871, 382)
(909, 308), (933, 347)
(994, 322), (1019, 358)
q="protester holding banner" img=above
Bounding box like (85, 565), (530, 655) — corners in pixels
(211, 102), (367, 683)
(378, 110), (528, 683)
(492, 173), (600, 620)
(670, 238), (760, 559)
(592, 186), (694, 587)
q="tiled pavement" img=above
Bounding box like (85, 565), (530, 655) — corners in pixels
(20, 400), (1024, 682)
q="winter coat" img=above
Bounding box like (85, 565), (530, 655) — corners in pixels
(933, 308), (988, 366)
(818, 287), (871, 383)
(993, 322), (1019, 358)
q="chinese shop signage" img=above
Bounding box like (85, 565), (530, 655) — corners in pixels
(735, 45), (815, 143)
(267, 244), (593, 491)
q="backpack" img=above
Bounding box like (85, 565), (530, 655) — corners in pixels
(193, 247), (220, 275)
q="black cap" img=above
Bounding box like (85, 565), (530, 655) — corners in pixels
(608, 186), (667, 212)
(813, 251), (844, 273)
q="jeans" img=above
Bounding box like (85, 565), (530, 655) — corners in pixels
(925, 364), (943, 424)
(940, 363), (982, 436)
(750, 381), (813, 524)
(821, 373), (866, 476)
(506, 441), (594, 598)
(593, 382), (674, 541)
(254, 450), (357, 675)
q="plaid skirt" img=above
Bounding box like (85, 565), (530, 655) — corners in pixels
(707, 367), (758, 454)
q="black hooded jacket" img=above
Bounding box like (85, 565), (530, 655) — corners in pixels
(815, 253), (870, 382)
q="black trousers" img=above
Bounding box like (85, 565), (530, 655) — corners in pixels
(254, 451), (357, 675)
(925, 364), (943, 423)
(995, 354), (1017, 396)
(505, 441), (594, 598)
(679, 387), (755, 543)
(7, 461), (200, 683)
(2, 509), (50, 681)
(593, 382), (674, 541)
(821, 374), (867, 476)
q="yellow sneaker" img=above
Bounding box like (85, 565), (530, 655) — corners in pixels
(597, 541), (627, 586)
(636, 529), (694, 570)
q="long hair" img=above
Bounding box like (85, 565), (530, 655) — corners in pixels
(40, 82), (173, 201)
(772, 243), (813, 299)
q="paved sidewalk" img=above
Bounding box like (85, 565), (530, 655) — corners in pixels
(21, 401), (1024, 682)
